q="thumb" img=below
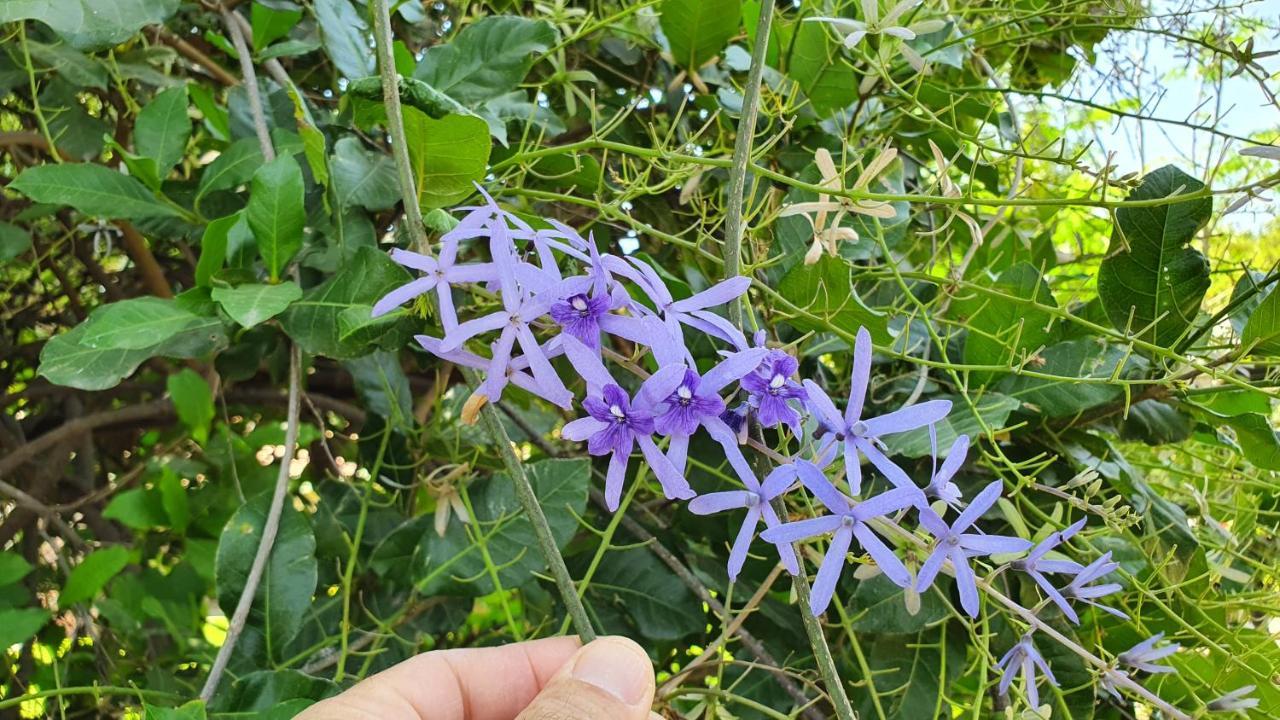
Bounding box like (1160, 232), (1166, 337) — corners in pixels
(516, 636), (656, 720)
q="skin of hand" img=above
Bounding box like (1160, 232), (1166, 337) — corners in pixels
(295, 635), (664, 720)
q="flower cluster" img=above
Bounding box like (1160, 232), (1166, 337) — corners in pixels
(376, 189), (1148, 711)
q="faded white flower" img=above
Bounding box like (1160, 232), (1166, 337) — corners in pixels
(779, 146), (897, 264)
(807, 0), (947, 72)
(919, 139), (984, 244)
(426, 464), (472, 537)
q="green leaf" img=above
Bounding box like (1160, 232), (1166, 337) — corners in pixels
(144, 700), (206, 720)
(953, 263), (1057, 385)
(0, 0), (181, 50)
(216, 495), (318, 653)
(135, 85), (191, 175)
(859, 625), (964, 720)
(0, 221), (33, 263)
(413, 16), (557, 105)
(1097, 165), (1212, 347)
(1121, 399), (1192, 445)
(1228, 270), (1268, 336)
(884, 393), (1020, 458)
(214, 670), (335, 714)
(997, 339), (1146, 418)
(778, 255), (890, 344)
(1220, 413), (1280, 471)
(197, 137), (265, 198)
(410, 459), (589, 596)
(0, 608), (51, 648)
(25, 39), (107, 89)
(212, 282), (303, 328)
(251, 3), (301, 49)
(660, 0), (741, 71)
(9, 164), (182, 219)
(402, 108), (491, 210)
(0, 553), (34, 587)
(331, 136), (400, 211)
(313, 0), (374, 80)
(103, 488), (168, 531)
(1242, 283), (1280, 355)
(247, 155), (306, 282)
(786, 16), (858, 116)
(61, 545), (129, 606)
(78, 297), (219, 351)
(344, 351), (414, 432)
(336, 304), (412, 349)
(848, 575), (950, 633)
(167, 368), (214, 444)
(585, 546), (704, 641)
(281, 247), (412, 358)
(158, 470), (190, 535)
(196, 213), (238, 287)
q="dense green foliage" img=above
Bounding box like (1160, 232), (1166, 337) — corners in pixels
(1, 0), (1278, 718)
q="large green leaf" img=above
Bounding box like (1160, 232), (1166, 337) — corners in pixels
(103, 488), (168, 530)
(0, 553), (34, 587)
(144, 700), (206, 720)
(251, 3), (301, 50)
(78, 297), (219, 351)
(9, 164), (182, 219)
(408, 459), (589, 597)
(331, 136), (400, 212)
(280, 246), (411, 358)
(61, 545), (129, 606)
(1097, 165), (1212, 347)
(215, 495), (318, 653)
(197, 137), (265, 199)
(1242, 283), (1280, 355)
(858, 625), (964, 720)
(884, 393), (1020, 457)
(0, 222), (33, 263)
(167, 368), (214, 443)
(25, 39), (107, 89)
(0, 0), (181, 50)
(778, 255), (890, 344)
(213, 670), (336, 714)
(344, 351), (414, 433)
(402, 108), (491, 209)
(954, 263), (1057, 385)
(660, 0), (742, 71)
(586, 546), (705, 641)
(0, 608), (51, 649)
(212, 282), (303, 328)
(848, 575), (950, 634)
(997, 339), (1146, 418)
(247, 156), (306, 282)
(786, 16), (858, 116)
(313, 0), (374, 80)
(135, 85), (191, 175)
(413, 16), (557, 105)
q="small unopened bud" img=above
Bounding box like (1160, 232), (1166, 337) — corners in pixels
(903, 587), (921, 616)
(461, 391), (489, 425)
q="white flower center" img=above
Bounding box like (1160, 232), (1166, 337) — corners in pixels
(769, 373), (786, 390)
(850, 420), (868, 436)
(571, 296), (588, 312)
(609, 404), (626, 419)
(677, 385), (693, 400)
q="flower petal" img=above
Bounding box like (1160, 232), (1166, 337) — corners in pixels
(951, 480), (1003, 535)
(761, 515), (843, 544)
(688, 491), (752, 515)
(727, 506), (761, 580)
(862, 399), (952, 436)
(562, 416), (608, 442)
(853, 523), (911, 587)
(846, 327), (873, 424)
(809, 526), (852, 615)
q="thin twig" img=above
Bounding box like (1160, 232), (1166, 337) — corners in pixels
(222, 9), (275, 162)
(370, 0), (428, 254)
(200, 345), (301, 701)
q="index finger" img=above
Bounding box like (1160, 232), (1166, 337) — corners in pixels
(296, 635), (583, 720)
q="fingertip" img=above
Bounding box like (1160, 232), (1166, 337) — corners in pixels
(568, 636), (654, 705)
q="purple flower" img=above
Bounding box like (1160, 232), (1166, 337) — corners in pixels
(761, 462), (919, 615)
(650, 347), (768, 475)
(626, 258), (751, 350)
(414, 334), (572, 409)
(1207, 685), (1259, 713)
(925, 431), (967, 507)
(1117, 632), (1179, 675)
(741, 352), (808, 436)
(1062, 552), (1127, 622)
(371, 246), (498, 330)
(559, 335), (693, 510)
(550, 292), (612, 346)
(997, 633), (1057, 709)
(688, 462), (801, 579)
(803, 327), (951, 495)
(915, 481), (1032, 617)
(1012, 518), (1086, 621)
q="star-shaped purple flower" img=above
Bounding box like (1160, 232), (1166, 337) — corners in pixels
(626, 258), (751, 351)
(414, 334), (571, 409)
(761, 462), (919, 615)
(997, 633), (1058, 709)
(924, 431), (968, 508)
(803, 326), (951, 495)
(915, 481), (1032, 617)
(1062, 551), (1127, 622)
(688, 462), (801, 579)
(741, 351), (808, 437)
(1012, 518), (1086, 620)
(559, 335), (693, 510)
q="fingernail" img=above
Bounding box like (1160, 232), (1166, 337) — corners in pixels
(570, 637), (650, 705)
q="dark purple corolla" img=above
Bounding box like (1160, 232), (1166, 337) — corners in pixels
(559, 336), (693, 510)
(741, 350), (808, 437)
(761, 461), (919, 615)
(688, 462), (801, 579)
(804, 327), (951, 495)
(914, 481), (1032, 617)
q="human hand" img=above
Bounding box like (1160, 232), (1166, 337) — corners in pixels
(295, 635), (660, 720)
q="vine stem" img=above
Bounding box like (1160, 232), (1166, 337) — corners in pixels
(723, 1), (773, 327)
(200, 344), (301, 702)
(368, 0), (596, 642)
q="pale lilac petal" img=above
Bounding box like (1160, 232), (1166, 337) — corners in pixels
(761, 516), (843, 544)
(444, 262), (496, 284)
(562, 416), (608, 442)
(844, 436), (863, 496)
(952, 480), (1003, 534)
(702, 348), (769, 393)
(604, 451), (629, 511)
(1031, 572), (1077, 623)
(415, 334), (484, 369)
(853, 486), (919, 520)
(561, 335), (615, 392)
(914, 547), (948, 592)
(727, 506), (762, 580)
(916, 505), (951, 538)
(954, 554), (980, 617)
(705, 418), (759, 489)
(684, 309), (749, 349)
(435, 283), (459, 333)
(862, 399), (952, 437)
(802, 380), (845, 430)
(761, 464), (798, 499)
(636, 364), (689, 411)
(761, 503), (801, 575)
(668, 275), (751, 312)
(597, 313), (654, 345)
(480, 328), (518, 402)
(638, 435), (694, 500)
(809, 526), (852, 615)
(666, 432), (690, 475)
(857, 438), (916, 491)
(796, 461), (851, 514)
(439, 311), (507, 352)
(960, 534), (1032, 555)
(846, 326), (873, 424)
(688, 491), (752, 515)
(853, 523), (911, 587)
(372, 276), (436, 317)
(936, 434), (969, 483)
(389, 248), (437, 272)
(514, 323), (571, 406)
